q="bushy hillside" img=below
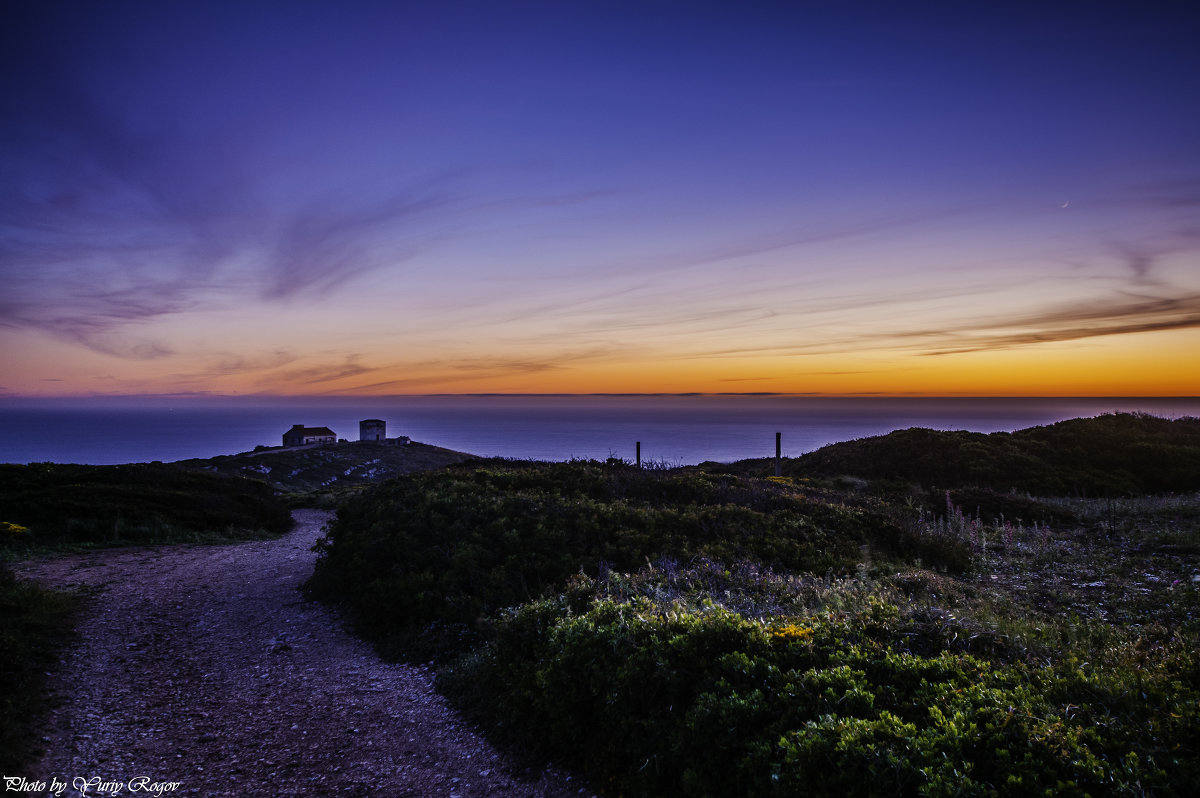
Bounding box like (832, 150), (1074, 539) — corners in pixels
(309, 433), (1200, 797)
(306, 460), (970, 656)
(749, 413), (1200, 496)
(0, 462), (293, 553)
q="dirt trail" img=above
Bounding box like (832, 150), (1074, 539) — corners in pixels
(12, 510), (588, 798)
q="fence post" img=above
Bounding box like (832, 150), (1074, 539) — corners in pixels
(636, 441), (641, 468)
(775, 432), (782, 477)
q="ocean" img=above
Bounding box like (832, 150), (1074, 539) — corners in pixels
(1, 395), (1198, 467)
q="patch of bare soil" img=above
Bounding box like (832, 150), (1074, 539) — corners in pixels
(12, 510), (591, 797)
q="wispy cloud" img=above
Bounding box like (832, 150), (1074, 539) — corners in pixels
(901, 228), (1200, 357)
(259, 174), (465, 301)
(264, 356), (377, 388)
(0, 286), (187, 360)
(316, 347), (629, 395)
(0, 17), (459, 355)
(0, 145), (455, 357)
(912, 292), (1200, 356)
(181, 350), (300, 381)
(595, 205), (983, 281)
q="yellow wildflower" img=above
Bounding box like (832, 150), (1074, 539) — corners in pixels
(769, 623), (814, 644)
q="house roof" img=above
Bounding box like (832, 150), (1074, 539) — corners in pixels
(289, 426), (335, 436)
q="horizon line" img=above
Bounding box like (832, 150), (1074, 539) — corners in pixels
(2, 392), (1199, 402)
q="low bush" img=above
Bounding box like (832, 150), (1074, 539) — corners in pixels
(306, 460), (968, 656)
(0, 462), (293, 554)
(453, 589), (1198, 797)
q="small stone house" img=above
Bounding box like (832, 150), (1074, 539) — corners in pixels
(282, 424), (337, 447)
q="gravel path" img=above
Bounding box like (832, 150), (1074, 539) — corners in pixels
(12, 510), (590, 798)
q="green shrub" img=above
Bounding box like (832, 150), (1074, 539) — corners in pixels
(456, 593), (1197, 797)
(0, 462), (292, 553)
(306, 460), (961, 657)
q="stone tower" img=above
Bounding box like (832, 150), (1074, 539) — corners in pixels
(359, 419), (386, 441)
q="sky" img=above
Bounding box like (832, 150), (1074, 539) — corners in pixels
(2, 1), (1198, 398)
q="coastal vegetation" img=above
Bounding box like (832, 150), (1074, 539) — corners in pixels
(0, 462), (293, 558)
(4, 413), (1198, 791)
(309, 414), (1200, 797)
(743, 411), (1200, 496)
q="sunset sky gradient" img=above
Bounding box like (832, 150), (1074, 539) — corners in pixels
(2, 1), (1198, 397)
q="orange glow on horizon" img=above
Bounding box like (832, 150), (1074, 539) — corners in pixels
(7, 330), (1194, 400)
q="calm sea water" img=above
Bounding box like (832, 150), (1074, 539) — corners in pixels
(1, 395), (1198, 466)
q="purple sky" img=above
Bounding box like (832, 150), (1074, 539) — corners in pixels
(2, 1), (1198, 396)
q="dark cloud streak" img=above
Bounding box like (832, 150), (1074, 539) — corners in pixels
(265, 356), (377, 388)
(914, 293), (1200, 356)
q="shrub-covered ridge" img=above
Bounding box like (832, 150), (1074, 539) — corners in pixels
(308, 435), (1200, 796)
(0, 462), (292, 555)
(307, 460), (969, 656)
(767, 412), (1200, 496)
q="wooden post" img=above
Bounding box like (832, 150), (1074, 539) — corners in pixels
(636, 441), (641, 468)
(775, 432), (782, 477)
